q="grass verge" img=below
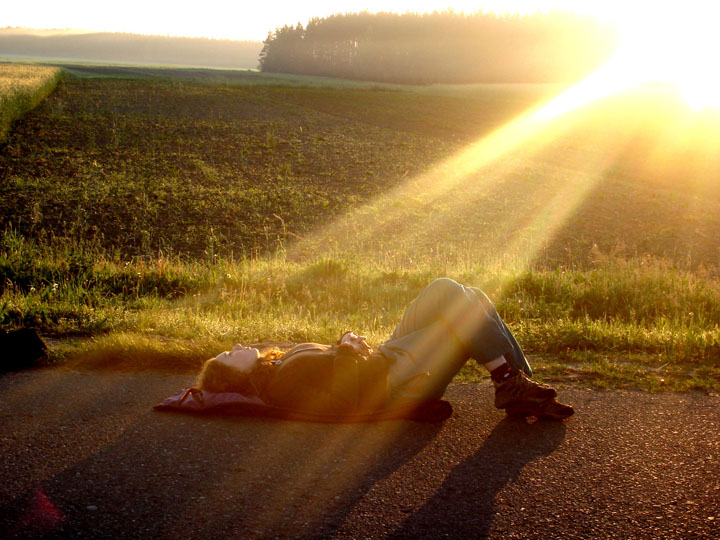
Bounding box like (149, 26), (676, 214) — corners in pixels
(3, 232), (718, 393)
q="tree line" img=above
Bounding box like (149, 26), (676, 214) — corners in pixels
(0, 28), (262, 69)
(259, 11), (618, 84)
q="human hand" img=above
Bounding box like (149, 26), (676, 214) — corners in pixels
(340, 331), (372, 355)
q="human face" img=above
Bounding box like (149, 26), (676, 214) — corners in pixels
(340, 331), (372, 355)
(216, 344), (260, 373)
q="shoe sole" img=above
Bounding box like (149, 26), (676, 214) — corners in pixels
(505, 399), (574, 421)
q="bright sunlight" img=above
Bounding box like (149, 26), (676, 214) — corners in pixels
(605, 3), (720, 110)
(288, 3), (720, 289)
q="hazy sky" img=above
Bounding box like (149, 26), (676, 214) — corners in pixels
(4, 1), (621, 41)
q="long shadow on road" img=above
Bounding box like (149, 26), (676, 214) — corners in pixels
(385, 417), (566, 540)
(2, 400), (443, 540)
(0, 371), (565, 539)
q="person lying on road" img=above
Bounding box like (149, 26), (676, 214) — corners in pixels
(197, 278), (574, 420)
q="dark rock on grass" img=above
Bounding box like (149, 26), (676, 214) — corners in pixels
(0, 328), (48, 372)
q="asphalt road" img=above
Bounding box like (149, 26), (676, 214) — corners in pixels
(1, 368), (718, 540)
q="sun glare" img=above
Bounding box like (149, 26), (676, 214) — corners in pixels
(530, 2), (720, 120)
(288, 4), (720, 285)
(608, 4), (720, 111)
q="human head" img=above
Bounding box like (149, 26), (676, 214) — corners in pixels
(218, 344), (261, 373)
(197, 345), (278, 394)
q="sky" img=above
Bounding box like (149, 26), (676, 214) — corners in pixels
(4, 1), (624, 42)
(6, 0), (720, 108)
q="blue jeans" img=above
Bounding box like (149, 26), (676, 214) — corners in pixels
(379, 278), (531, 400)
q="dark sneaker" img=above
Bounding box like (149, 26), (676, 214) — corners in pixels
(505, 398), (575, 421)
(493, 369), (557, 409)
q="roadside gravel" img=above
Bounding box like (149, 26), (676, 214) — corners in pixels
(0, 369), (718, 539)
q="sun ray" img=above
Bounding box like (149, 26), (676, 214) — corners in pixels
(287, 0), (720, 280)
(287, 68), (626, 274)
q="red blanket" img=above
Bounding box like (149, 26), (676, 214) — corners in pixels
(154, 387), (452, 423)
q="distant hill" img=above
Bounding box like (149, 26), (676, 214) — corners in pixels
(0, 28), (263, 69)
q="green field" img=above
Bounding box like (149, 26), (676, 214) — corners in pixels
(1, 64), (719, 392)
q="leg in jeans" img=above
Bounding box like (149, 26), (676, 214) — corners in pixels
(384, 278), (572, 418)
(389, 277), (532, 376)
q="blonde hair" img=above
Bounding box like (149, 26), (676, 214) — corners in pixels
(196, 347), (283, 395)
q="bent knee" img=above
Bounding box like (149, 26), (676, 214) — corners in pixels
(424, 278), (496, 311)
(424, 277), (464, 297)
